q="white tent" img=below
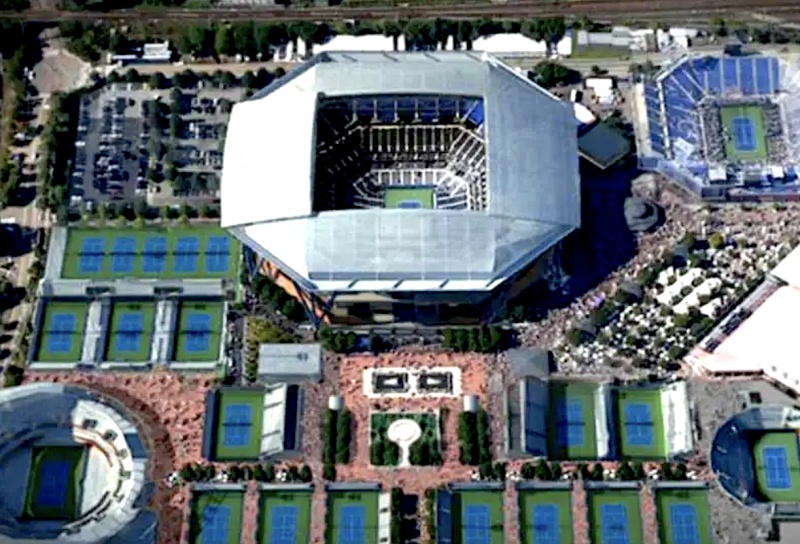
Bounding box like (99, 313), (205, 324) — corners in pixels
(312, 35), (395, 55)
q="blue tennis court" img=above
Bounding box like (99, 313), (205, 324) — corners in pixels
(186, 313), (212, 353)
(269, 505), (298, 544)
(532, 504), (559, 544)
(201, 505), (230, 544)
(36, 459), (70, 508)
(143, 236), (168, 273)
(732, 117), (756, 151)
(116, 313), (143, 352)
(556, 400), (584, 447)
(624, 404), (654, 446)
(669, 504), (699, 544)
(763, 446), (791, 489)
(174, 237), (200, 273)
(223, 405), (252, 447)
(398, 200), (422, 209)
(79, 237), (104, 273)
(206, 236), (230, 273)
(463, 504), (490, 544)
(600, 504), (629, 544)
(338, 505), (366, 544)
(111, 237), (137, 273)
(47, 314), (75, 353)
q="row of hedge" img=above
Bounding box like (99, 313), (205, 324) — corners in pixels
(441, 326), (507, 353)
(322, 408), (351, 480)
(179, 462), (312, 483)
(458, 409), (491, 466)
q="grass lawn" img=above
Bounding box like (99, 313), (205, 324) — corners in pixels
(720, 104), (768, 161)
(548, 381), (599, 460)
(326, 490), (380, 544)
(752, 431), (800, 502)
(23, 446), (86, 521)
(617, 388), (667, 459)
(35, 301), (89, 363)
(104, 301), (156, 362)
(518, 489), (573, 544)
(655, 488), (713, 544)
(213, 389), (265, 461)
(454, 490), (504, 544)
(173, 300), (224, 362)
(258, 490), (312, 544)
(62, 226), (240, 280)
(370, 412), (442, 466)
(189, 491), (244, 544)
(587, 489), (643, 544)
(384, 187), (435, 209)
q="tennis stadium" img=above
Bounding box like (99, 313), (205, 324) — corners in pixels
(30, 226), (237, 371)
(713, 404), (800, 508)
(0, 383), (154, 544)
(222, 51), (581, 324)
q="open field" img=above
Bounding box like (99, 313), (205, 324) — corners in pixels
(258, 490), (312, 544)
(35, 301), (89, 363)
(655, 488), (714, 544)
(62, 226), (239, 280)
(326, 490), (380, 544)
(189, 491), (244, 544)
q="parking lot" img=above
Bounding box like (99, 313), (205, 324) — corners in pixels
(71, 83), (245, 206)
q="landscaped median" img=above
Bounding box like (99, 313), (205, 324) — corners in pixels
(369, 412), (442, 467)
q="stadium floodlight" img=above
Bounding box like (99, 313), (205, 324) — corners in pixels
(222, 52), (580, 295)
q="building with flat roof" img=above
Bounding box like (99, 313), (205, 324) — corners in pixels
(222, 51), (581, 323)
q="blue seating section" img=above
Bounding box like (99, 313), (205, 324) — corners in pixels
(740, 58), (755, 95)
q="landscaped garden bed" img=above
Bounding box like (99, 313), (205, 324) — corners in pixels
(370, 412), (442, 466)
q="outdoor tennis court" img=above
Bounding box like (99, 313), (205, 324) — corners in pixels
(23, 446), (86, 521)
(35, 301), (90, 363)
(104, 302), (156, 362)
(258, 491), (312, 544)
(212, 390), (265, 461)
(453, 490), (504, 544)
(174, 301), (224, 362)
(618, 389), (667, 459)
(518, 489), (573, 544)
(326, 490), (379, 544)
(753, 432), (800, 502)
(384, 187), (435, 210)
(587, 489), (643, 544)
(548, 381), (599, 460)
(720, 105), (768, 161)
(189, 491), (244, 544)
(655, 488), (713, 544)
(62, 227), (240, 280)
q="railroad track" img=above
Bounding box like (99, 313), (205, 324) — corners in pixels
(3, 0), (800, 22)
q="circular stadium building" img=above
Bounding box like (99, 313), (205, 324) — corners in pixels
(637, 54), (800, 200)
(712, 404), (800, 509)
(221, 51), (581, 324)
(0, 383), (154, 543)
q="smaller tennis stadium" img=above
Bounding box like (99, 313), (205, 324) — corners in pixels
(0, 383), (153, 543)
(587, 488), (644, 544)
(326, 488), (380, 544)
(58, 227), (240, 280)
(258, 488), (312, 544)
(203, 386), (303, 462)
(655, 486), (713, 544)
(537, 380), (691, 461)
(712, 404), (800, 508)
(189, 489), (244, 544)
(518, 486), (573, 544)
(720, 105), (768, 161)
